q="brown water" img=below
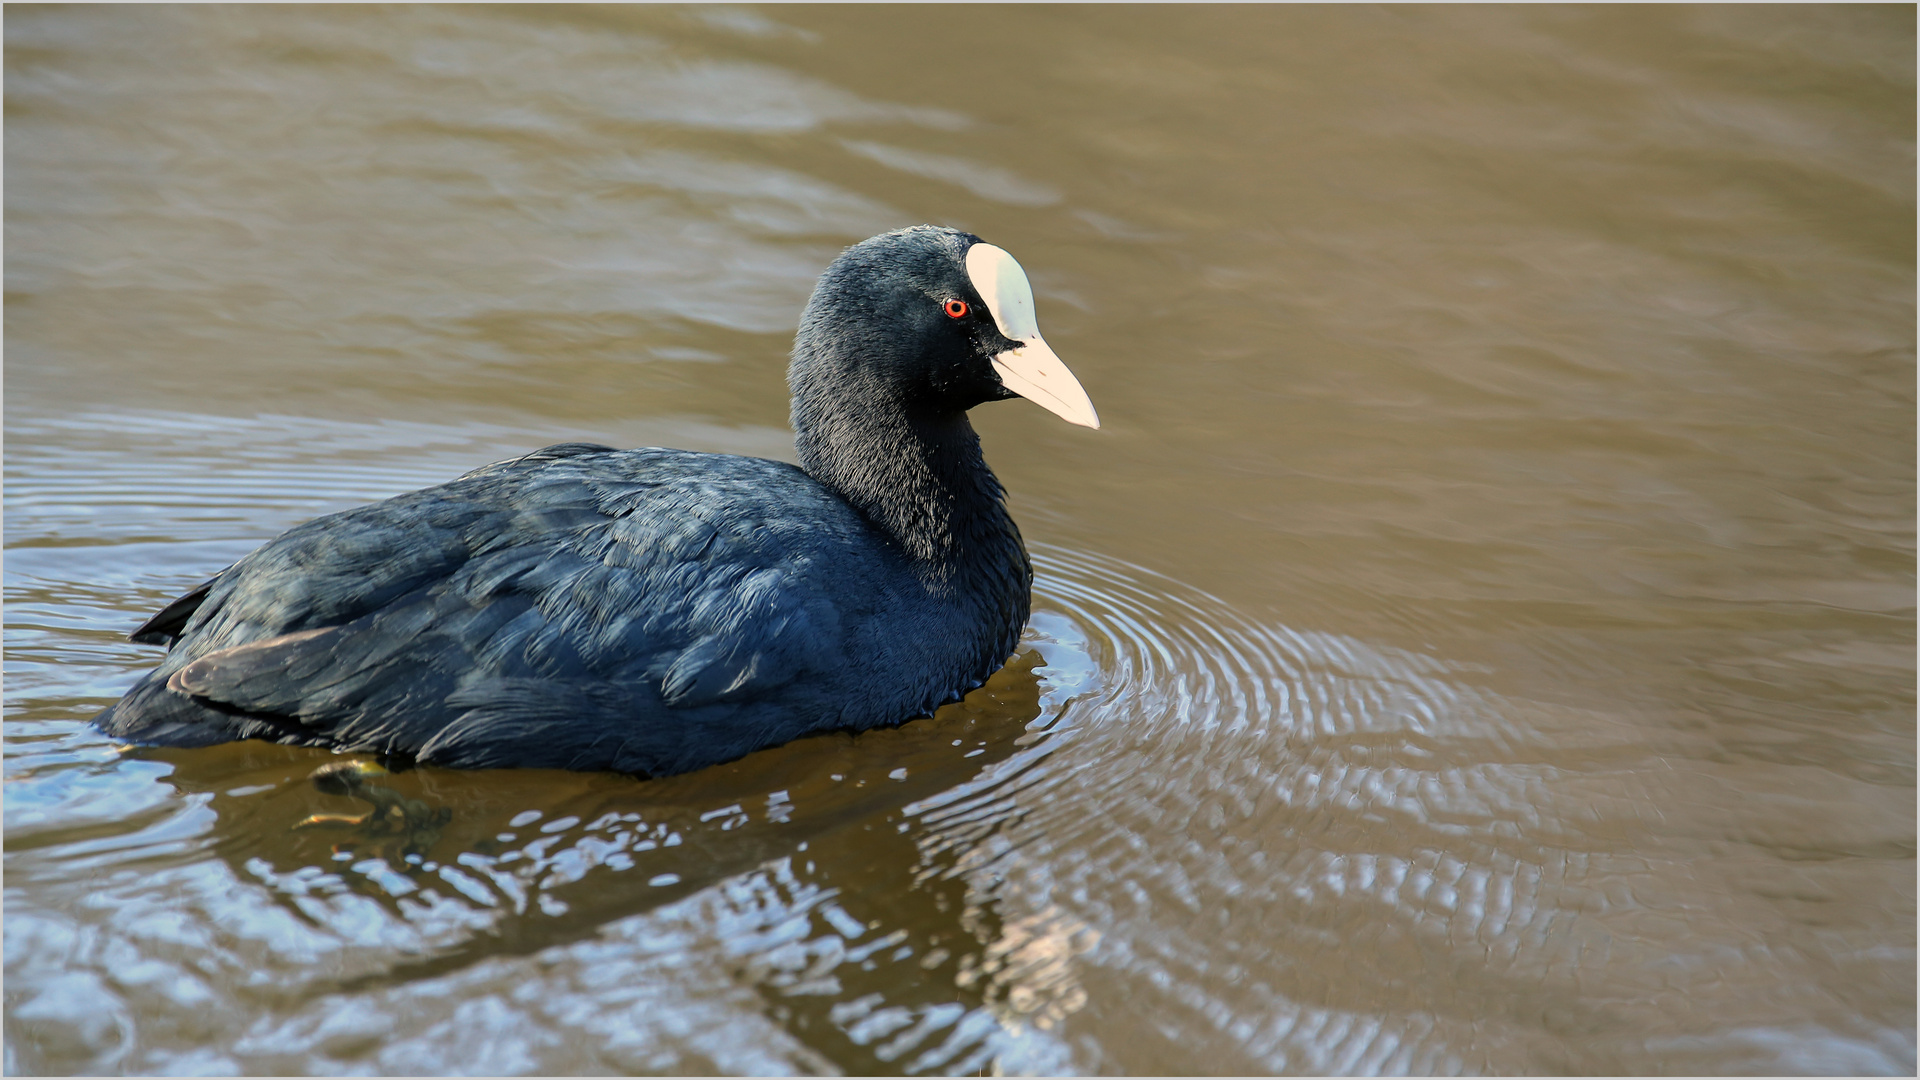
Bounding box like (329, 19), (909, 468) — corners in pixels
(5, 5), (1913, 1075)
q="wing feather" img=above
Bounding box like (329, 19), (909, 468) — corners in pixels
(104, 447), (865, 771)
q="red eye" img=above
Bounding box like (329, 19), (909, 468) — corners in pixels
(944, 299), (969, 319)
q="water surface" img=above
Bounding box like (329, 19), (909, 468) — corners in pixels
(6, 5), (1913, 1075)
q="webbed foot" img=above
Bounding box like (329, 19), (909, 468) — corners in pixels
(295, 760), (452, 855)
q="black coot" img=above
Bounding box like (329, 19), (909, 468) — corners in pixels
(94, 226), (1099, 776)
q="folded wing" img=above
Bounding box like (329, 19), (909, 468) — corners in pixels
(96, 445), (867, 774)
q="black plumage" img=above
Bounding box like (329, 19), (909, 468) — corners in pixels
(94, 226), (1094, 775)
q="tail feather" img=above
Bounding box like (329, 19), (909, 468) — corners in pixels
(95, 672), (280, 748)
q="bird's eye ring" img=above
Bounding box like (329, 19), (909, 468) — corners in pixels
(944, 299), (969, 319)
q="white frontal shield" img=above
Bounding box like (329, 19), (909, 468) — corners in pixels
(965, 243), (1100, 429)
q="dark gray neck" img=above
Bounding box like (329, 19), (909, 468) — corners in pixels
(796, 401), (1024, 587)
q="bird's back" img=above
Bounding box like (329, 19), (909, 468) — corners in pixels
(96, 443), (1016, 775)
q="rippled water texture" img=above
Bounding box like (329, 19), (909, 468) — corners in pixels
(6, 6), (1914, 1075)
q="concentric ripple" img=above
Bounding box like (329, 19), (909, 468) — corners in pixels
(5, 414), (1911, 1075)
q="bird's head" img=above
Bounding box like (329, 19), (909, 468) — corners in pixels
(790, 225), (1099, 432)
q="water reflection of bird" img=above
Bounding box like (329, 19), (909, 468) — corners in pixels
(138, 643), (1058, 1014)
(96, 226), (1098, 776)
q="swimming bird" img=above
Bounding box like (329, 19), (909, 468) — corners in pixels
(94, 226), (1099, 776)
